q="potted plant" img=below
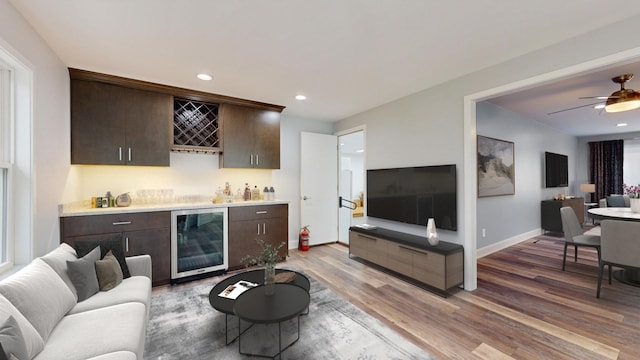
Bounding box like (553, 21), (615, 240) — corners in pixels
(623, 183), (640, 213)
(241, 240), (286, 294)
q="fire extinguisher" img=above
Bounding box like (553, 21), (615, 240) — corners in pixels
(299, 226), (310, 251)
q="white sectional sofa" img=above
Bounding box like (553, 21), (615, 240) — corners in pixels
(0, 243), (151, 360)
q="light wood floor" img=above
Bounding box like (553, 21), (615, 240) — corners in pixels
(285, 234), (640, 360)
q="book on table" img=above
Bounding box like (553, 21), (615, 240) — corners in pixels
(218, 280), (259, 299)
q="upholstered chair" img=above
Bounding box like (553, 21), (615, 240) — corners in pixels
(597, 219), (640, 298)
(598, 194), (631, 208)
(559, 206), (601, 270)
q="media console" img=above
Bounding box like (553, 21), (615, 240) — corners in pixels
(349, 226), (464, 296)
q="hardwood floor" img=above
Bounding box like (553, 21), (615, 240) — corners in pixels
(284, 233), (640, 360)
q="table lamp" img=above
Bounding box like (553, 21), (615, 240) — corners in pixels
(580, 183), (595, 203)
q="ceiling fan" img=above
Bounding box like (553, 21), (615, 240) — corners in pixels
(548, 73), (640, 115)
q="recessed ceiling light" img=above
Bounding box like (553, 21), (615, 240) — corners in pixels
(356, 149), (364, 153)
(197, 73), (212, 81)
(295, 94), (307, 100)
(594, 104), (606, 109)
(617, 123), (628, 127)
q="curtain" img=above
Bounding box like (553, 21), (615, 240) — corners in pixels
(589, 139), (624, 203)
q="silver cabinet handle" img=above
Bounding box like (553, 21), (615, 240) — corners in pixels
(256, 154), (259, 165)
(250, 154), (254, 165)
(263, 223), (266, 234)
(125, 237), (129, 252)
(257, 224), (260, 235)
(112, 221), (132, 226)
(128, 147), (132, 162)
(256, 211), (268, 215)
(119, 147), (123, 161)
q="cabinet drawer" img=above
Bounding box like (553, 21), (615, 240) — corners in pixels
(61, 211), (170, 237)
(386, 243), (413, 276)
(413, 251), (446, 290)
(229, 204), (287, 221)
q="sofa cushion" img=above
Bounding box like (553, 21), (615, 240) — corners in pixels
(68, 276), (151, 315)
(67, 246), (101, 301)
(0, 315), (28, 360)
(32, 302), (146, 360)
(85, 351), (137, 360)
(0, 289), (45, 359)
(0, 259), (76, 343)
(95, 250), (123, 291)
(75, 236), (131, 278)
(40, 243), (79, 301)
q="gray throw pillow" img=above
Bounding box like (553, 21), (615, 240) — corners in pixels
(66, 246), (101, 301)
(607, 195), (626, 207)
(0, 315), (28, 360)
(95, 250), (124, 291)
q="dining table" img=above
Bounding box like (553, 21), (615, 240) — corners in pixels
(588, 207), (640, 287)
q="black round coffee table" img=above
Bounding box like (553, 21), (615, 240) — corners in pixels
(209, 269), (310, 344)
(234, 283), (310, 359)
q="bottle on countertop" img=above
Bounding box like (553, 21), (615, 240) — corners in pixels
(235, 188), (243, 201)
(269, 186), (275, 200)
(243, 183), (251, 201)
(252, 186), (260, 201)
(105, 191), (113, 208)
(264, 187), (270, 201)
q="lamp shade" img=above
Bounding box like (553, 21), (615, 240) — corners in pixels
(605, 89), (640, 113)
(579, 183), (595, 193)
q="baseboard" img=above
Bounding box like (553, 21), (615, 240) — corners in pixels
(477, 228), (542, 258)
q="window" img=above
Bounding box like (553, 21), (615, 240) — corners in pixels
(623, 140), (640, 188)
(0, 63), (11, 270)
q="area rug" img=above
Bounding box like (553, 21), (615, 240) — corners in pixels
(144, 268), (434, 359)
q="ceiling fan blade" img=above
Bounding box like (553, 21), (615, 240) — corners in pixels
(579, 96), (620, 99)
(547, 101), (603, 115)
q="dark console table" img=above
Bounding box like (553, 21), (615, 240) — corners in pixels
(541, 198), (584, 233)
(349, 226), (464, 296)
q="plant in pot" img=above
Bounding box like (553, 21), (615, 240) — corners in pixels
(623, 183), (640, 213)
(241, 240), (286, 295)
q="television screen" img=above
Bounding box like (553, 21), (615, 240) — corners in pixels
(545, 152), (568, 188)
(367, 165), (457, 231)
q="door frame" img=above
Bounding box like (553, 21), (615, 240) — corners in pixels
(336, 126), (366, 244)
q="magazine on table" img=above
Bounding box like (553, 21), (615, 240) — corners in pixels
(218, 280), (259, 299)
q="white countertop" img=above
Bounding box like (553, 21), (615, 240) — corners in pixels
(59, 199), (289, 217)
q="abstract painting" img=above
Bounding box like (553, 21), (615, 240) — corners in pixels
(477, 135), (515, 197)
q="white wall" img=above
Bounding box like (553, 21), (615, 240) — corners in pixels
(0, 0), (69, 259)
(476, 101), (578, 248)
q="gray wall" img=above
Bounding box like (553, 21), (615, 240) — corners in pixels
(476, 101), (578, 248)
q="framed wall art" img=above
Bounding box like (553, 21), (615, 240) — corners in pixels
(477, 135), (515, 197)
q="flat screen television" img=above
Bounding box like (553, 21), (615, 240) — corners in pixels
(545, 151), (568, 188)
(367, 164), (457, 231)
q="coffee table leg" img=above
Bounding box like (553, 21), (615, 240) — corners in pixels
(238, 316), (302, 359)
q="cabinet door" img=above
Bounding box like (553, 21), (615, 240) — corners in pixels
(124, 228), (171, 285)
(260, 217), (288, 259)
(413, 250), (446, 290)
(220, 104), (256, 168)
(228, 219), (259, 269)
(124, 87), (172, 166)
(253, 109), (280, 169)
(386, 243), (413, 277)
(71, 80), (126, 165)
(349, 232), (368, 258)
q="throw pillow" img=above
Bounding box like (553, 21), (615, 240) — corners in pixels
(66, 246), (101, 301)
(0, 259), (75, 344)
(40, 243), (79, 301)
(0, 315), (28, 360)
(74, 235), (131, 278)
(606, 195), (626, 207)
(95, 250), (124, 291)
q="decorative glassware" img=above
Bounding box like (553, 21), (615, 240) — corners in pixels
(264, 263), (276, 295)
(426, 218), (439, 246)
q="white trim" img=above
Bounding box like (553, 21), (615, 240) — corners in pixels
(477, 229), (542, 258)
(463, 45), (640, 291)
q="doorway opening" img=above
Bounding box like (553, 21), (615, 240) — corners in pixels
(337, 130), (365, 244)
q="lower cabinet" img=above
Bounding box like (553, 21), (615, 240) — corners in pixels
(228, 204), (289, 270)
(60, 211), (171, 286)
(349, 227), (463, 295)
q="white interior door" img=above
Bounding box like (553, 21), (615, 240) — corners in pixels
(338, 170), (352, 244)
(300, 132), (338, 245)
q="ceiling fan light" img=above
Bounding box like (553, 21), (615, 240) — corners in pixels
(605, 89), (640, 113)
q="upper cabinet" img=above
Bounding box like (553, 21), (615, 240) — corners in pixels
(220, 104), (281, 169)
(71, 79), (172, 166)
(69, 68), (284, 168)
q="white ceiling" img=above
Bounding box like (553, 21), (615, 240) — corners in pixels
(9, 0), (640, 126)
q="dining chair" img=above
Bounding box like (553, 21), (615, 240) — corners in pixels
(559, 206), (601, 270)
(597, 219), (640, 298)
